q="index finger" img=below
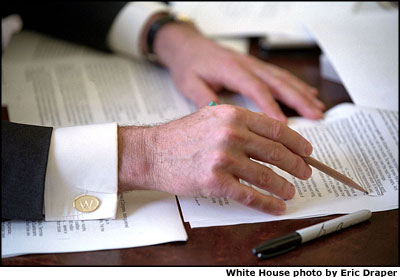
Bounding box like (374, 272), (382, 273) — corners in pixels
(246, 111), (313, 157)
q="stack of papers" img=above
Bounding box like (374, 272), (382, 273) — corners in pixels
(2, 191), (188, 258)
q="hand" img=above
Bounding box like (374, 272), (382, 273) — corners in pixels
(153, 23), (325, 123)
(118, 105), (313, 215)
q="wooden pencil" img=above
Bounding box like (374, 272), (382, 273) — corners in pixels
(303, 156), (368, 194)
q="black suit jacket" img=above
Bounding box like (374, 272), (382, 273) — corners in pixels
(2, 2), (128, 220)
(2, 2), (127, 52)
(2, 122), (52, 220)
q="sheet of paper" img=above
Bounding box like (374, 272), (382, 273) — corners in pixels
(178, 103), (399, 228)
(1, 31), (192, 257)
(2, 191), (188, 258)
(2, 31), (196, 127)
(214, 37), (249, 54)
(304, 13), (399, 111)
(171, 2), (361, 40)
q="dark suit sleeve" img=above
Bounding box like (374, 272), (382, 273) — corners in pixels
(2, 2), (127, 52)
(2, 121), (53, 220)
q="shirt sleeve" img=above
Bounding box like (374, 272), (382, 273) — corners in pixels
(107, 2), (169, 59)
(44, 122), (118, 221)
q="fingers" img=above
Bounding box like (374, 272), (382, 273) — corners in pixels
(244, 133), (312, 180)
(259, 72), (324, 119)
(246, 85), (288, 123)
(178, 75), (219, 107)
(247, 57), (325, 119)
(220, 64), (288, 122)
(223, 177), (287, 215)
(227, 156), (296, 200)
(245, 111), (313, 157)
(263, 63), (319, 97)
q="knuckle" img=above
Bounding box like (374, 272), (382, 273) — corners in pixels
(218, 105), (243, 122)
(270, 119), (284, 140)
(218, 127), (245, 145)
(269, 143), (285, 162)
(240, 192), (258, 207)
(292, 156), (305, 175)
(276, 179), (290, 197)
(258, 167), (273, 187)
(210, 151), (233, 170)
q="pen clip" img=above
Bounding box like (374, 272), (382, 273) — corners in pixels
(256, 245), (297, 260)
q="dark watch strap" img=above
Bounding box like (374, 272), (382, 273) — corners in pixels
(146, 14), (175, 55)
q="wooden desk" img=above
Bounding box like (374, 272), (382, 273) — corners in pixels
(2, 46), (398, 266)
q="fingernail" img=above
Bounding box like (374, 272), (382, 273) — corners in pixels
(303, 165), (312, 179)
(305, 142), (313, 156)
(277, 201), (286, 214)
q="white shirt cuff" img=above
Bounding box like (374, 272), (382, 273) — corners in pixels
(107, 2), (169, 59)
(44, 123), (118, 221)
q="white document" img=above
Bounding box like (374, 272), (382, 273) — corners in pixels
(2, 31), (196, 127)
(2, 191), (188, 258)
(171, 2), (393, 43)
(178, 104), (399, 228)
(304, 13), (399, 111)
(171, 2), (360, 40)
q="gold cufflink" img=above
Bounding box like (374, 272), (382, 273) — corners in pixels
(73, 195), (101, 213)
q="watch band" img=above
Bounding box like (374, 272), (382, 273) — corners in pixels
(146, 14), (176, 56)
(145, 13), (195, 62)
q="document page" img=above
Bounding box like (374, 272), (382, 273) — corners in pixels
(178, 104), (398, 228)
(304, 13), (399, 111)
(2, 191), (188, 258)
(2, 31), (195, 128)
(171, 2), (356, 39)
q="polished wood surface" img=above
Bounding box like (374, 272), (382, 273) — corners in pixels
(2, 41), (398, 266)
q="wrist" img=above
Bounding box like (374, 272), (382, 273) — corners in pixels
(141, 12), (199, 65)
(153, 22), (201, 67)
(140, 12), (169, 58)
(117, 125), (157, 192)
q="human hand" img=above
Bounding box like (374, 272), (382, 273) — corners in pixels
(118, 105), (313, 215)
(153, 23), (325, 123)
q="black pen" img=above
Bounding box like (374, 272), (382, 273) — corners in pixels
(252, 209), (372, 259)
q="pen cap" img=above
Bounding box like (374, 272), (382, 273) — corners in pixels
(252, 232), (301, 255)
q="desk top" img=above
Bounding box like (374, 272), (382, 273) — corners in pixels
(2, 42), (398, 266)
